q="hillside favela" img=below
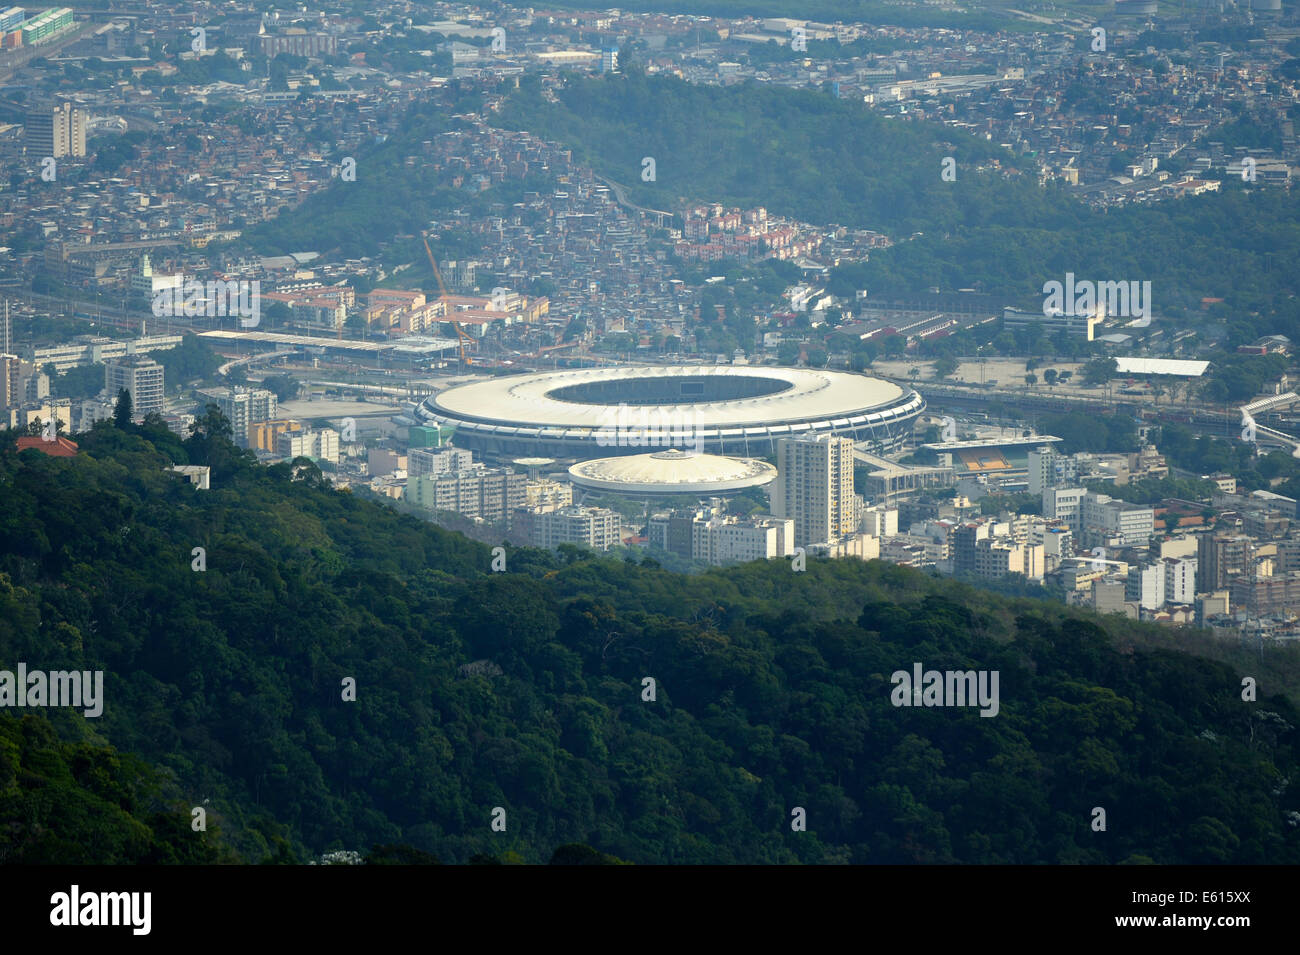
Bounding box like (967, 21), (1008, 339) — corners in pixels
(0, 0), (1297, 929)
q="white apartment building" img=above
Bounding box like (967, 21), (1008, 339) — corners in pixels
(1163, 555), (1197, 605)
(520, 505), (621, 550)
(27, 334), (182, 372)
(104, 355), (165, 417)
(1044, 488), (1154, 547)
(1033, 524), (1074, 572)
(410, 467), (527, 524)
(773, 434), (858, 547)
(1126, 563), (1166, 610)
(973, 538), (1045, 582)
(1081, 492), (1155, 547)
(200, 387), (277, 447)
(861, 504), (899, 538)
(524, 479), (573, 510)
(692, 515), (794, 565)
(276, 427), (340, 464)
(1042, 486), (1086, 526)
(1028, 448), (1079, 496)
(408, 446), (474, 478)
(807, 533), (881, 561)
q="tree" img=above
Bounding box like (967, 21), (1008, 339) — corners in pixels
(113, 388), (133, 429)
(933, 356), (959, 380)
(1082, 357), (1119, 386)
(549, 843), (627, 865)
(1024, 373), (1037, 387)
(266, 302), (292, 329)
(1043, 369), (1058, 387)
(262, 375), (300, 402)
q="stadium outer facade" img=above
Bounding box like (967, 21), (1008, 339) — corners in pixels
(413, 365), (925, 460)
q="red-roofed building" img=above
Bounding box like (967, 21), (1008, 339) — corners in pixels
(15, 436), (79, 457)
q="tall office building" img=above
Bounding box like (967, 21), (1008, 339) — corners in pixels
(104, 355), (164, 417)
(773, 434), (857, 547)
(26, 101), (85, 158)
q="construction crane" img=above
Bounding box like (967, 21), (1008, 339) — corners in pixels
(421, 232), (476, 369)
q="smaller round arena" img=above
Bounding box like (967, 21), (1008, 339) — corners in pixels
(568, 449), (777, 499)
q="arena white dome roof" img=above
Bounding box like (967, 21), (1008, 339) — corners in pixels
(569, 449), (777, 496)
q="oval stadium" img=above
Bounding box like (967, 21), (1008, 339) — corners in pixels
(413, 365), (925, 460)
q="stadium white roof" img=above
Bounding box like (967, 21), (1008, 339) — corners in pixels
(431, 365), (906, 429)
(1114, 357), (1210, 377)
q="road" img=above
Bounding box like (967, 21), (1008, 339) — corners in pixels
(593, 174), (676, 222)
(909, 376), (1300, 453)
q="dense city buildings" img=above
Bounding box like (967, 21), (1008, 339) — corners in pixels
(0, 0), (1295, 642)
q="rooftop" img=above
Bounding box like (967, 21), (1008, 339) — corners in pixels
(432, 365), (909, 430)
(569, 448), (776, 495)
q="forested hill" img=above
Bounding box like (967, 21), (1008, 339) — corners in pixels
(497, 71), (1300, 334)
(2, 417), (1299, 864)
(498, 70), (1043, 240)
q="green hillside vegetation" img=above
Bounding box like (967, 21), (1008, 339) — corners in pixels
(1, 416), (1299, 863)
(498, 70), (1043, 237)
(0, 713), (232, 864)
